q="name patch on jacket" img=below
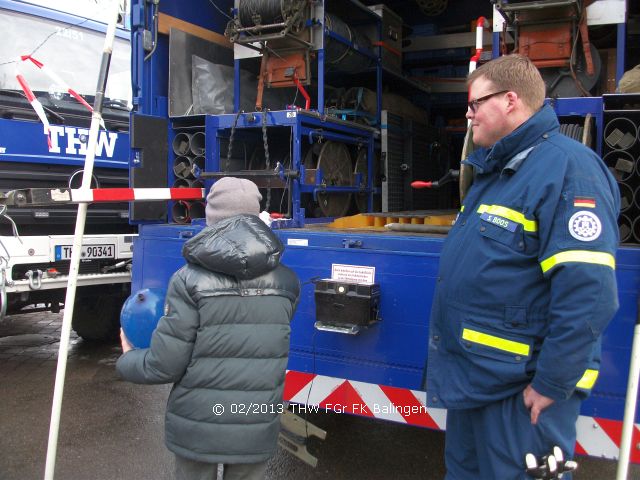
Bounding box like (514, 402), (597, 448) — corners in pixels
(480, 212), (517, 232)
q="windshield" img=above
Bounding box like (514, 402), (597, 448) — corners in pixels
(0, 8), (131, 105)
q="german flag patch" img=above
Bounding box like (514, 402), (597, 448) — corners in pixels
(574, 197), (596, 208)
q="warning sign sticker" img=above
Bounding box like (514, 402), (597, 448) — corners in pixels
(331, 264), (375, 284)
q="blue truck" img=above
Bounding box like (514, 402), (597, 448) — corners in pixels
(122, 0), (640, 466)
(0, 0), (135, 340)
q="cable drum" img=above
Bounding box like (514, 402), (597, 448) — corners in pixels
(604, 150), (635, 183)
(559, 123), (584, 143)
(604, 117), (638, 151)
(325, 14), (374, 73)
(238, 0), (302, 29)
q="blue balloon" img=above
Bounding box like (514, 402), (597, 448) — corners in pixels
(120, 288), (167, 348)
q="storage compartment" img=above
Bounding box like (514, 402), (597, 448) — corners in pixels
(366, 4), (403, 74)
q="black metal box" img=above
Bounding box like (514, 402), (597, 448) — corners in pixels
(314, 280), (380, 327)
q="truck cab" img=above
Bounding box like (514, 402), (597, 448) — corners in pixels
(0, 0), (134, 340)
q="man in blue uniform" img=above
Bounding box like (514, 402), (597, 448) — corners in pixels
(425, 54), (620, 479)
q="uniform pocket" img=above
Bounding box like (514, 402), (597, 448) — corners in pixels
(479, 217), (526, 252)
(458, 321), (532, 395)
(460, 321), (532, 363)
(504, 305), (527, 329)
(477, 204), (538, 254)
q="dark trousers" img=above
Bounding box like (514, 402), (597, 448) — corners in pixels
(174, 455), (269, 480)
(444, 391), (581, 480)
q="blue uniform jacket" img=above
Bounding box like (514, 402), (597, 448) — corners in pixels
(426, 104), (620, 409)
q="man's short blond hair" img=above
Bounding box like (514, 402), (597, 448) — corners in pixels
(467, 54), (546, 112)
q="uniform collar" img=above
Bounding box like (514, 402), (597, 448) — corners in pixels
(464, 104), (559, 174)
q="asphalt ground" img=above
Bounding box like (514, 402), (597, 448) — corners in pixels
(1, 310), (638, 480)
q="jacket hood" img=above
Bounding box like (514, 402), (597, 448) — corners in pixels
(182, 214), (285, 279)
(466, 103), (559, 174)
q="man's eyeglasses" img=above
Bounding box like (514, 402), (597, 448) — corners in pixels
(467, 90), (508, 113)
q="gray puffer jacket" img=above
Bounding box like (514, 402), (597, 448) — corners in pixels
(116, 214), (300, 464)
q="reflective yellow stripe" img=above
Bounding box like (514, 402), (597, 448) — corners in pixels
(576, 369), (599, 390)
(460, 205), (465, 212)
(540, 250), (616, 273)
(462, 328), (530, 356)
(477, 204), (538, 232)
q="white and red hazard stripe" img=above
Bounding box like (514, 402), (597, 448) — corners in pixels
(20, 54), (106, 130)
(15, 72), (51, 149)
(67, 187), (205, 203)
(284, 370), (640, 463)
(21, 55), (94, 113)
(469, 16), (488, 74)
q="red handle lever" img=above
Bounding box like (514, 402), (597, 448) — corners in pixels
(411, 181), (434, 189)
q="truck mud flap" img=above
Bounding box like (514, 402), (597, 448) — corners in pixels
(278, 408), (327, 468)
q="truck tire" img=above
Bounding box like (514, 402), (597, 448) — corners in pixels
(72, 288), (126, 342)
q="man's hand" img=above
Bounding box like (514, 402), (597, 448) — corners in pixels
(523, 384), (555, 425)
(120, 328), (133, 353)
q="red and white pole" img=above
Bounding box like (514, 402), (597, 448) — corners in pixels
(44, 2), (121, 479)
(469, 16), (488, 75)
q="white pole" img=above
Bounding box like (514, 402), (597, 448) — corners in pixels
(44, 3), (121, 479)
(616, 300), (640, 480)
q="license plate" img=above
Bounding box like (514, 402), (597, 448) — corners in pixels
(54, 244), (115, 261)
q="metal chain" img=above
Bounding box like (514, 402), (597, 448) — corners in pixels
(262, 110), (271, 211)
(226, 110), (243, 172)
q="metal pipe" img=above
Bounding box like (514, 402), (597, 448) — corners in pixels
(620, 182), (634, 212)
(604, 150), (635, 183)
(499, 0), (582, 12)
(172, 200), (190, 224)
(189, 132), (206, 156)
(385, 223), (451, 234)
(236, 21), (288, 32)
(604, 117), (638, 151)
(619, 214), (633, 243)
(172, 132), (192, 156)
(173, 156), (193, 179)
(192, 156), (205, 178)
(44, 3), (120, 479)
(616, 293), (640, 480)
(173, 178), (190, 188)
(632, 216), (640, 244)
(0, 267), (7, 322)
(188, 201), (205, 220)
(634, 185), (640, 212)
